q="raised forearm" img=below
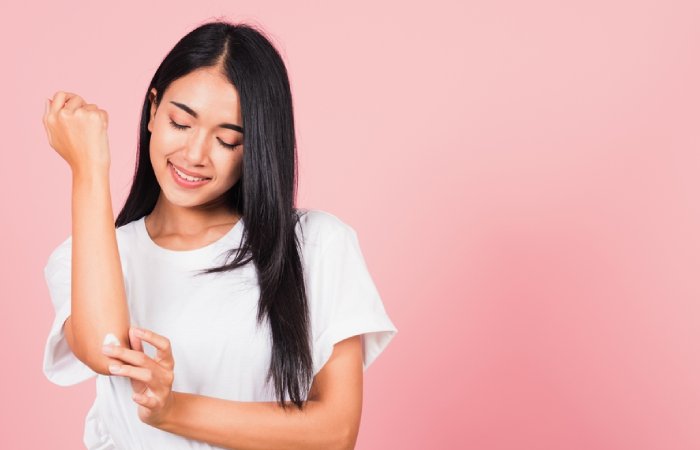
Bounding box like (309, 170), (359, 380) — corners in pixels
(159, 392), (350, 450)
(70, 169), (130, 375)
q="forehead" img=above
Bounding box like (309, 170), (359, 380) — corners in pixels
(165, 68), (241, 118)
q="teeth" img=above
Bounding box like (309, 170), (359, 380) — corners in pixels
(172, 164), (208, 182)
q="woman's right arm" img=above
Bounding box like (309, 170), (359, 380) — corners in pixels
(67, 167), (130, 375)
(44, 91), (130, 376)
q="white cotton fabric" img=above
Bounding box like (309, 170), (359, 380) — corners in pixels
(41, 208), (398, 449)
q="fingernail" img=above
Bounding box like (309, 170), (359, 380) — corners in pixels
(108, 364), (121, 373)
(102, 345), (115, 354)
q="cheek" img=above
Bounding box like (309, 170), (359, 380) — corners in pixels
(215, 156), (243, 184)
(154, 132), (180, 153)
(151, 122), (183, 155)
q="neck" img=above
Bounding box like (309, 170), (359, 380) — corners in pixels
(147, 192), (240, 236)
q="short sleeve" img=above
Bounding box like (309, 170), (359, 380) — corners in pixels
(310, 224), (398, 377)
(42, 236), (97, 386)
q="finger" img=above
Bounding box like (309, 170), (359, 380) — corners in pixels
(99, 109), (109, 128)
(132, 391), (158, 408)
(133, 327), (174, 369)
(102, 344), (154, 369)
(49, 91), (70, 115)
(52, 91), (80, 113)
(123, 332), (149, 396)
(62, 94), (85, 114)
(110, 364), (166, 403)
(133, 327), (170, 351)
(129, 327), (144, 352)
(108, 363), (153, 384)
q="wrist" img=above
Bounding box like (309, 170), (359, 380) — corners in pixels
(157, 391), (181, 432)
(72, 164), (110, 185)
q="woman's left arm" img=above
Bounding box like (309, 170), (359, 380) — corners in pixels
(161, 335), (363, 450)
(104, 328), (363, 450)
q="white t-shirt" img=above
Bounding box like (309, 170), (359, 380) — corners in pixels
(42, 208), (398, 449)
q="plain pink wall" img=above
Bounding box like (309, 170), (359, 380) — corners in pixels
(3, 0), (700, 448)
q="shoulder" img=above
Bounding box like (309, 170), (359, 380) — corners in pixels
(115, 219), (142, 248)
(45, 235), (72, 278)
(295, 208), (357, 248)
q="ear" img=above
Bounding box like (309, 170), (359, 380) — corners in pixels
(147, 88), (158, 133)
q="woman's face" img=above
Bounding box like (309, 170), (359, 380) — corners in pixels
(147, 67), (244, 210)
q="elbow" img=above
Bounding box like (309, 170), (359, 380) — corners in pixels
(307, 415), (355, 450)
(313, 401), (360, 450)
(70, 322), (130, 376)
(83, 350), (124, 376)
(331, 426), (358, 450)
(74, 341), (122, 376)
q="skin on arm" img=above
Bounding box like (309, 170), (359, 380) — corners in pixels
(44, 92), (131, 376)
(67, 169), (131, 375)
(305, 335), (363, 449)
(158, 334), (364, 450)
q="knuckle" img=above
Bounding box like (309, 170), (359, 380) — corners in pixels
(144, 371), (153, 383)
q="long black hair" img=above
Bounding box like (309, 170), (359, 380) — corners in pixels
(115, 19), (313, 410)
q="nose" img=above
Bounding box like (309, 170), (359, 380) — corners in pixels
(182, 129), (211, 166)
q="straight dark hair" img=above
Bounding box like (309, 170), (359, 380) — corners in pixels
(115, 19), (313, 410)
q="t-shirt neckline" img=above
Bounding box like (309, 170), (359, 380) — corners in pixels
(138, 215), (244, 259)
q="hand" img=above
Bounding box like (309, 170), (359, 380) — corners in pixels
(102, 326), (176, 428)
(42, 91), (111, 175)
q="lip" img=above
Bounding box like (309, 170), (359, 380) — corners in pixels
(169, 161), (211, 179)
(169, 162), (211, 188)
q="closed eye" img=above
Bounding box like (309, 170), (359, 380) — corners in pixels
(168, 119), (189, 131)
(168, 119), (241, 150)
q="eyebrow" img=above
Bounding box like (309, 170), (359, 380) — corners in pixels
(169, 101), (244, 134)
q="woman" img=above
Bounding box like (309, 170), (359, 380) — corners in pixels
(41, 20), (397, 450)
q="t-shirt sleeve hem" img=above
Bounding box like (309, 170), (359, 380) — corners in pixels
(312, 315), (398, 377)
(42, 297), (97, 387)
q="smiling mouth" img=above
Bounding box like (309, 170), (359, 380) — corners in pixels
(168, 161), (212, 181)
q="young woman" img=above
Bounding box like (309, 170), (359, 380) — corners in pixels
(41, 20), (397, 450)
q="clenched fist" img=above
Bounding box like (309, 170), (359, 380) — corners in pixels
(43, 91), (111, 175)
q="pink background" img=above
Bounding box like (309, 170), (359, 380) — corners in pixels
(3, 0), (700, 448)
